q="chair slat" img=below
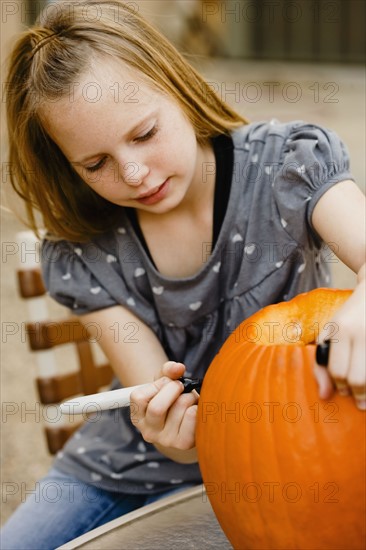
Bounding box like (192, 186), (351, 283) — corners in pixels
(36, 373), (82, 404)
(17, 268), (46, 298)
(45, 425), (81, 455)
(26, 319), (87, 350)
(18, 266), (115, 454)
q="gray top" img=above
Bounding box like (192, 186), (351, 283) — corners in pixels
(42, 120), (353, 494)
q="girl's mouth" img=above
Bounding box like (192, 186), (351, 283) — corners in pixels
(136, 178), (170, 205)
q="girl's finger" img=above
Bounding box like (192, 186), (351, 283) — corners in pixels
(159, 394), (198, 448)
(145, 379), (185, 430)
(161, 361), (186, 379)
(176, 404), (198, 449)
(130, 377), (172, 423)
(313, 363), (334, 400)
(325, 337), (351, 396)
(165, 391), (198, 429)
(348, 339), (366, 409)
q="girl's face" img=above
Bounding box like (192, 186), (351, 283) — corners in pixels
(41, 61), (212, 214)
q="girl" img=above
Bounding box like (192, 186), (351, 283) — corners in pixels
(2, 1), (365, 548)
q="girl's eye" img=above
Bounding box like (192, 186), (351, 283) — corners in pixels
(135, 125), (158, 143)
(85, 157), (107, 173)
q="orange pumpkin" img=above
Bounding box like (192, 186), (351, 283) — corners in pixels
(196, 288), (365, 550)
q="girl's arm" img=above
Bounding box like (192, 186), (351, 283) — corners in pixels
(311, 179), (366, 408)
(79, 306), (198, 463)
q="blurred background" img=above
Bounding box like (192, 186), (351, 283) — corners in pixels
(1, 0), (365, 526)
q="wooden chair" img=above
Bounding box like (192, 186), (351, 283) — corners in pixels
(17, 266), (114, 454)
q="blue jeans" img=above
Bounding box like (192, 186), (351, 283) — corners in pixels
(0, 467), (194, 550)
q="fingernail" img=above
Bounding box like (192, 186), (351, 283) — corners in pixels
(356, 399), (366, 410)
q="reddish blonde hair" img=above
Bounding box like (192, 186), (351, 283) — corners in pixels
(6, 0), (247, 241)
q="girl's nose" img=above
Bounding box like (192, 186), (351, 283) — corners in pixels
(119, 161), (150, 186)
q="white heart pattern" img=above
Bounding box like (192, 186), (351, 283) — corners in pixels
(212, 262), (221, 273)
(134, 267), (146, 277)
(137, 441), (147, 453)
(297, 164), (306, 175)
(189, 301), (202, 311)
(275, 261), (283, 268)
(117, 227), (126, 234)
(251, 153), (258, 163)
(90, 472), (102, 482)
(281, 218), (288, 228)
(90, 286), (101, 295)
(62, 273), (71, 280)
(110, 472), (124, 479)
(127, 297), (136, 307)
(232, 233), (243, 243)
(152, 286), (164, 295)
(244, 244), (256, 255)
(74, 247), (82, 256)
(134, 454), (146, 462)
(265, 165), (272, 175)
(106, 254), (117, 263)
(298, 263), (306, 273)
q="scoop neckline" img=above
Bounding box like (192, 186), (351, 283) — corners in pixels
(122, 129), (244, 285)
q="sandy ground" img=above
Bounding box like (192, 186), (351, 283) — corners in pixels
(1, 59), (365, 526)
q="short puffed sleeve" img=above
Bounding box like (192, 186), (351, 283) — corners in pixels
(273, 122), (354, 245)
(41, 239), (117, 314)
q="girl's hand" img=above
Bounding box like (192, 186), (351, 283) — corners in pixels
(130, 361), (199, 452)
(314, 272), (366, 410)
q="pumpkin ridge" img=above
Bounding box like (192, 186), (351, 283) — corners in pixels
(256, 345), (292, 549)
(245, 344), (269, 548)
(221, 341), (262, 545)
(283, 345), (308, 548)
(270, 345), (297, 549)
